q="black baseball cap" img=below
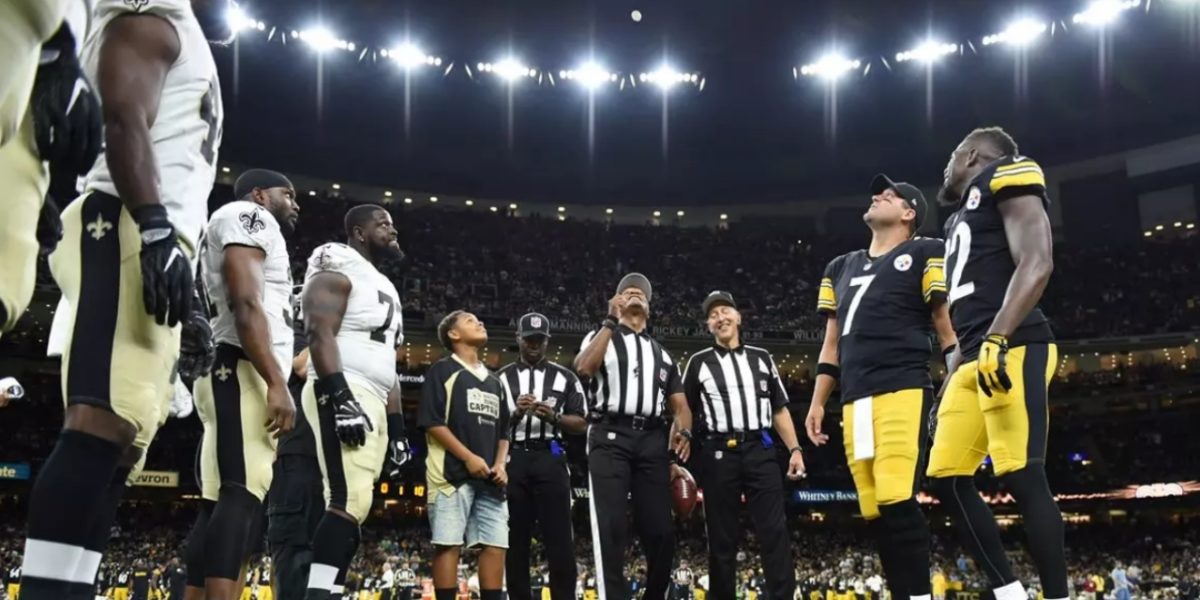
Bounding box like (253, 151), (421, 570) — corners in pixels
(517, 312), (551, 338)
(615, 273), (652, 303)
(870, 173), (927, 231)
(234, 169), (294, 200)
(702, 291), (737, 317)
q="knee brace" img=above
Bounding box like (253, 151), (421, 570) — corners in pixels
(204, 484), (262, 580)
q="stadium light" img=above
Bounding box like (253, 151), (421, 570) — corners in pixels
(429, 196), (438, 203)
(638, 65), (698, 90)
(490, 206), (498, 213)
(1073, 0), (1140, 26)
(720, 213), (728, 220)
(509, 203), (518, 209)
(560, 61), (619, 90)
(799, 53), (861, 80)
(227, 5), (265, 34)
(983, 18), (1049, 47)
(404, 197), (413, 204)
(465, 199), (474, 206)
(331, 183), (341, 190)
(676, 210), (685, 217)
(557, 206), (566, 212)
(382, 42), (442, 69)
(478, 58), (537, 82)
(653, 210), (662, 217)
(605, 208), (614, 215)
(384, 191), (392, 197)
(297, 27), (352, 53)
(895, 40), (958, 63)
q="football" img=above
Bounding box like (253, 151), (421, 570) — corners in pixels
(671, 467), (698, 518)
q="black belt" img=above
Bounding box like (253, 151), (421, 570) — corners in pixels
(705, 429), (765, 448)
(510, 439), (555, 450)
(590, 414), (666, 431)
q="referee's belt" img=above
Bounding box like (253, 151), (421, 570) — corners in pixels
(510, 439), (556, 451)
(704, 429), (765, 448)
(590, 414), (666, 431)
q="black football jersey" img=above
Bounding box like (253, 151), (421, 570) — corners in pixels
(943, 155), (1054, 360)
(817, 238), (946, 401)
(418, 356), (511, 496)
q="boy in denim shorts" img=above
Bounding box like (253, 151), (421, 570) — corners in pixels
(419, 310), (511, 600)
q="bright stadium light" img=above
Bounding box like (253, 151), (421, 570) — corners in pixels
(895, 40), (958, 63)
(983, 18), (1048, 46)
(382, 42), (442, 69)
(1073, 0), (1140, 26)
(297, 27), (352, 52)
(638, 64), (697, 90)
(561, 61), (619, 90)
(227, 5), (264, 34)
(479, 58), (537, 82)
(799, 53), (861, 80)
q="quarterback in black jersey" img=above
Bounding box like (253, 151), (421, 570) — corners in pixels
(807, 174), (956, 600)
(927, 127), (1065, 600)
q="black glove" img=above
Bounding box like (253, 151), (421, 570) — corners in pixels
(132, 205), (193, 326)
(385, 412), (412, 478)
(178, 298), (214, 382)
(37, 196), (64, 253)
(316, 373), (373, 448)
(32, 24), (102, 174)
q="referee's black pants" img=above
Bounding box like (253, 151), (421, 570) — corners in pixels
(267, 453), (325, 600)
(506, 442), (577, 600)
(587, 423), (674, 600)
(700, 435), (794, 600)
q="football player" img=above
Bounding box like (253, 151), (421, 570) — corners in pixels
(806, 175), (955, 600)
(19, 1), (229, 598)
(301, 205), (413, 600)
(927, 127), (1063, 600)
(188, 169), (299, 600)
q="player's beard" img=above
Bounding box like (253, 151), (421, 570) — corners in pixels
(373, 242), (406, 265)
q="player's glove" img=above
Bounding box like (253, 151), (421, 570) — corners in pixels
(37, 196), (64, 253)
(178, 295), (215, 381)
(132, 205), (194, 327)
(976, 334), (1013, 398)
(384, 412), (412, 478)
(317, 373), (374, 447)
(32, 23), (102, 174)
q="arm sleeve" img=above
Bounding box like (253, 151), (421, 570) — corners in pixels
(817, 256), (842, 315)
(988, 157), (1048, 205)
(416, 363), (448, 430)
(921, 240), (948, 305)
(497, 380), (510, 441)
(765, 352), (790, 410)
(564, 372), (588, 417)
(663, 349), (684, 396)
(681, 353), (705, 428)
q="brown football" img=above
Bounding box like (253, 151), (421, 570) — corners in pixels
(670, 468), (698, 518)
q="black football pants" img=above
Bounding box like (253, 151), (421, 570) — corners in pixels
(587, 424), (674, 600)
(268, 453), (325, 600)
(506, 444), (577, 600)
(701, 437), (795, 600)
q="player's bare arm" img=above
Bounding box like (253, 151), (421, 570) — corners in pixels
(932, 302), (960, 397)
(302, 272), (351, 376)
(96, 14), (179, 213)
(988, 195), (1054, 337)
(805, 316), (839, 446)
(224, 245), (295, 436)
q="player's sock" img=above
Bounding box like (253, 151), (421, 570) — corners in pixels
(305, 512), (359, 599)
(332, 563), (349, 600)
(185, 500), (214, 589)
(993, 580), (1027, 600)
(434, 589), (457, 600)
(867, 518), (907, 599)
(20, 430), (122, 599)
(1000, 467), (1068, 598)
(205, 485), (262, 581)
(480, 590), (503, 600)
(66, 465), (132, 600)
(932, 476), (1017, 588)
(878, 499), (932, 597)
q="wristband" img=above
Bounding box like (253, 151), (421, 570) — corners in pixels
(678, 429), (693, 440)
(130, 204), (169, 226)
(387, 412), (405, 440)
(816, 362), (840, 380)
(602, 316), (618, 331)
(789, 447), (802, 455)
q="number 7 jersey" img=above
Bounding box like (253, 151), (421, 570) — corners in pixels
(943, 155), (1054, 361)
(304, 243), (403, 401)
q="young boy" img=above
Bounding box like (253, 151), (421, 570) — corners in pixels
(419, 311), (511, 600)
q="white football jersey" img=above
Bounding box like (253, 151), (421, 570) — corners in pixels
(198, 201), (293, 378)
(303, 243), (403, 401)
(79, 0), (223, 250)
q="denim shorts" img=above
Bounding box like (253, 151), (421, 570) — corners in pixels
(429, 482), (509, 548)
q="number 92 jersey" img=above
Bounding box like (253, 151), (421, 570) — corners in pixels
(816, 238), (946, 402)
(303, 243), (403, 402)
(943, 155), (1054, 361)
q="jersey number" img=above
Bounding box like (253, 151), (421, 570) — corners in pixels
(841, 275), (875, 335)
(199, 80), (221, 166)
(945, 220), (975, 305)
(370, 291), (397, 343)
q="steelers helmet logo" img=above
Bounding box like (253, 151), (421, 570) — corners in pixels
(966, 186), (982, 210)
(893, 254), (913, 272)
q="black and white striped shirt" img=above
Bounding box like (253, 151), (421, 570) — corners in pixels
(497, 360), (586, 441)
(682, 345), (788, 433)
(578, 325), (683, 418)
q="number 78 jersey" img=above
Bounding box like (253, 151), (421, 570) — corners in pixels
(816, 238), (946, 402)
(304, 243), (403, 401)
(943, 155), (1054, 362)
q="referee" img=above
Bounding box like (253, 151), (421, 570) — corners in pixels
(498, 313), (587, 600)
(682, 291), (806, 600)
(574, 273), (693, 600)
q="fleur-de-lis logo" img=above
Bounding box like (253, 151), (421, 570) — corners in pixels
(123, 0), (150, 10)
(214, 365), (232, 382)
(239, 210), (266, 234)
(87, 214), (113, 240)
(318, 393), (330, 406)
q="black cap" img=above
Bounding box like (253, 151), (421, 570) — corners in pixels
(234, 169), (294, 201)
(615, 273), (652, 303)
(870, 173), (927, 231)
(702, 291), (737, 316)
(517, 313), (551, 338)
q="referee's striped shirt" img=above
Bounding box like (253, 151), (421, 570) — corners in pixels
(496, 360), (586, 441)
(682, 344), (789, 433)
(578, 325), (683, 418)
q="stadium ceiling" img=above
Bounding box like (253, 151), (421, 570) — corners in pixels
(217, 0), (1200, 205)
